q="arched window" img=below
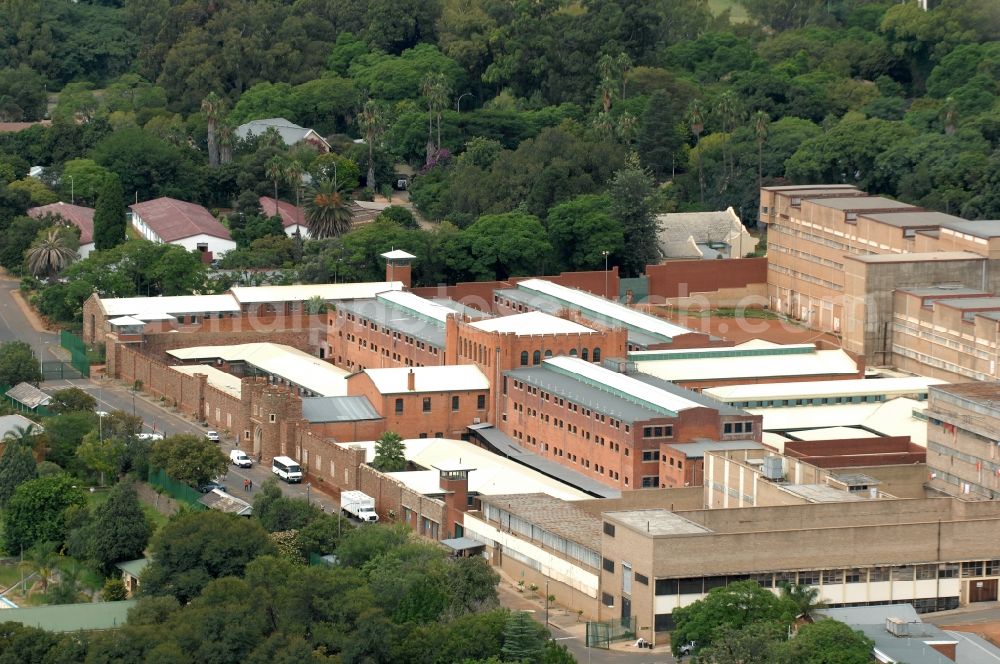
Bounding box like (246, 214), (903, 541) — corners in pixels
(569, 349), (578, 357)
(593, 347), (601, 363)
(520, 351), (529, 366)
(532, 350), (541, 365)
(581, 348), (589, 361)
(544, 350), (553, 358)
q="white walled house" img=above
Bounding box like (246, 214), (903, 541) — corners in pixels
(260, 196), (310, 239)
(129, 197), (235, 257)
(28, 202), (96, 259)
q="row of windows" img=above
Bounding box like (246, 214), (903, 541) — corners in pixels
(518, 347), (602, 366)
(654, 561), (1000, 596)
(722, 421), (754, 435)
(394, 395), (487, 413)
(340, 312), (441, 356)
(510, 380), (631, 431)
(510, 429), (621, 480)
(642, 425), (673, 439)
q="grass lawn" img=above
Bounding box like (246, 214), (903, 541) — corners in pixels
(0, 563), (21, 590)
(708, 0), (750, 22)
(86, 485), (169, 532)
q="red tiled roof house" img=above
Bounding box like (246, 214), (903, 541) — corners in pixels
(260, 196), (310, 239)
(129, 197), (235, 257)
(28, 202), (96, 258)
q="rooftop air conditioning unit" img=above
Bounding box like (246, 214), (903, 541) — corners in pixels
(761, 455), (784, 481)
(885, 617), (910, 637)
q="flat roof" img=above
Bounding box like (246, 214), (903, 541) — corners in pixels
(665, 440), (764, 458)
(479, 493), (602, 549)
(101, 294), (241, 317)
(343, 439), (592, 503)
(301, 395), (381, 423)
(230, 281), (402, 304)
(167, 343), (348, 396)
(931, 382), (1000, 406)
(782, 484), (863, 503)
(940, 219), (1000, 238)
(1, 600), (138, 632)
(763, 184), (861, 193)
(899, 286), (985, 297)
(846, 251), (984, 264)
(810, 196), (914, 211)
(703, 376), (946, 402)
(861, 211), (964, 228)
(170, 364), (242, 397)
(748, 397), (927, 445)
(788, 426), (879, 441)
(470, 310), (596, 335)
(107, 316), (146, 326)
(934, 297), (1000, 310)
(514, 278), (694, 340)
(631, 341), (859, 382)
(362, 364), (489, 394)
(604, 509), (713, 537)
(376, 290), (458, 323)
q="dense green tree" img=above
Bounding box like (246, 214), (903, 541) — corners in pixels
(0, 621), (59, 663)
(695, 622), (786, 664)
(464, 212), (552, 280)
(376, 206), (419, 229)
(91, 480), (152, 572)
(91, 127), (204, 203)
(546, 194), (624, 273)
(0, 66), (47, 121)
(0, 340), (42, 386)
(76, 431), (125, 486)
(48, 387), (97, 414)
(0, 434), (37, 506)
(0, 215), (47, 273)
(42, 411), (97, 469)
(780, 619), (874, 663)
(501, 611), (547, 663)
(373, 431), (406, 472)
(253, 479), (322, 533)
(671, 581), (797, 656)
(608, 157), (658, 278)
(149, 433), (226, 488)
(3, 474), (85, 552)
(336, 523), (411, 568)
(6, 178), (58, 206)
(142, 510), (275, 603)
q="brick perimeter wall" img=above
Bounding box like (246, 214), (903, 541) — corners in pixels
(645, 258), (767, 300)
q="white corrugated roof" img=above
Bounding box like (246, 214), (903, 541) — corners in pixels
(230, 281), (402, 304)
(170, 365), (242, 397)
(107, 316), (146, 326)
(703, 376), (946, 402)
(470, 311), (595, 335)
(167, 343), (348, 396)
(748, 398), (927, 445)
(790, 426), (879, 441)
(516, 279), (693, 339)
(343, 438), (590, 501)
(544, 356), (701, 413)
(102, 294), (240, 317)
(362, 365), (489, 394)
(376, 290), (456, 323)
(634, 347), (859, 382)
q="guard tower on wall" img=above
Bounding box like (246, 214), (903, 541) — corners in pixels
(382, 249), (416, 288)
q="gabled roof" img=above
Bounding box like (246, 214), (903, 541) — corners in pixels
(0, 600), (137, 632)
(5, 383), (50, 409)
(199, 488), (253, 516)
(129, 197), (232, 242)
(235, 118), (329, 149)
(470, 311), (596, 335)
(28, 202), (95, 244)
(259, 196), (304, 229)
(655, 207), (758, 259)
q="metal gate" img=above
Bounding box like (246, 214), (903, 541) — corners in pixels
(59, 330), (90, 378)
(41, 360), (81, 380)
(585, 616), (637, 649)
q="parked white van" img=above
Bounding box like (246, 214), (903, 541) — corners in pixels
(230, 449), (253, 468)
(272, 455), (302, 483)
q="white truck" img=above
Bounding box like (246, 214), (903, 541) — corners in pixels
(340, 490), (379, 523)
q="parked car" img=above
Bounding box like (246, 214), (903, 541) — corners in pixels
(206, 431), (220, 442)
(136, 432), (164, 441)
(198, 480), (226, 493)
(95, 410), (109, 418)
(229, 449), (252, 468)
(678, 641), (697, 656)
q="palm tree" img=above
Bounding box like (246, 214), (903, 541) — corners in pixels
(26, 228), (77, 279)
(201, 92), (223, 168)
(19, 542), (60, 595)
(716, 91), (739, 183)
(358, 100), (386, 191)
(305, 178), (353, 239)
(217, 120), (234, 165)
(421, 73), (449, 161)
(780, 582), (826, 619)
(752, 110), (770, 191)
(616, 52), (632, 103)
(265, 156), (285, 202)
(4, 424), (38, 447)
(688, 99), (706, 204)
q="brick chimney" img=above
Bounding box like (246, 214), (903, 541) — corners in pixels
(407, 368), (415, 391)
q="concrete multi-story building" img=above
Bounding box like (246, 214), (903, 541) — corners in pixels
(759, 184), (1000, 368)
(926, 383), (1000, 500)
(503, 356), (760, 491)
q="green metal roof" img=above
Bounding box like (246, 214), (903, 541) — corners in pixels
(114, 558), (149, 578)
(1, 600), (137, 632)
(629, 344), (815, 362)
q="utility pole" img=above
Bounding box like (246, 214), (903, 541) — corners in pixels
(602, 250), (610, 299)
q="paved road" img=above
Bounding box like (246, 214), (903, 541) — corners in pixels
(926, 603), (1000, 626)
(0, 275), (59, 362)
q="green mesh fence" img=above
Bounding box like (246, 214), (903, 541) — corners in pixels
(148, 468), (206, 510)
(60, 330), (90, 378)
(585, 616), (637, 649)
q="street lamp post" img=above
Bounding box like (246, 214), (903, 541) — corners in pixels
(601, 250), (610, 298)
(306, 482), (311, 506)
(67, 175), (74, 205)
(456, 92), (472, 113)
